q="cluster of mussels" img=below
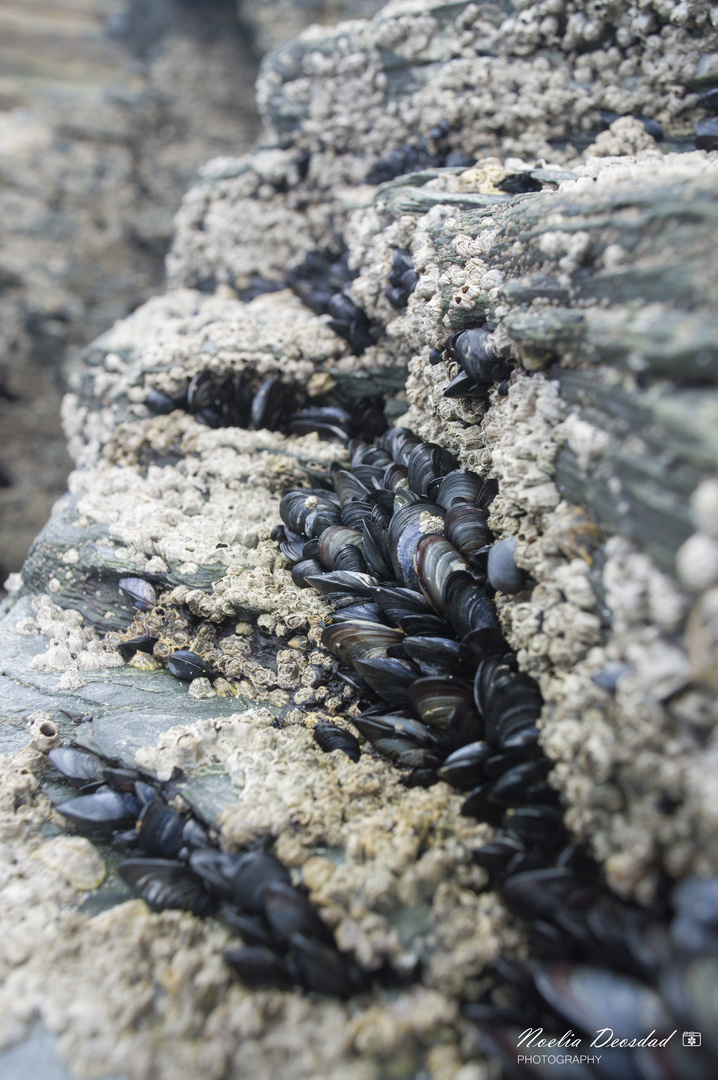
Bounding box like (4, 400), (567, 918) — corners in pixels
(48, 746), (368, 997)
(385, 249), (419, 310)
(146, 367), (388, 443)
(275, 421), (718, 1078)
(430, 325), (513, 402)
(285, 247), (376, 355)
(364, 120), (476, 184)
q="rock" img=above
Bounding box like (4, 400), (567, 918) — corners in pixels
(2, 1), (718, 1077)
(0, 0), (261, 587)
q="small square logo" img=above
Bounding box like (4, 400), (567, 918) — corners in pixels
(683, 1032), (701, 1047)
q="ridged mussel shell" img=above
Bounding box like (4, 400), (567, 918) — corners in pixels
(321, 621), (404, 664)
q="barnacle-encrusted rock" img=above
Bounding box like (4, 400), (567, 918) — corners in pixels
(2, 1), (718, 1077)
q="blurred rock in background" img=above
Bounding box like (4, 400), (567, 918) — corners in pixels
(0, 0), (389, 591)
(0, 0), (263, 587)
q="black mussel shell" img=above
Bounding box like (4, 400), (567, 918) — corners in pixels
(291, 558), (325, 588)
(438, 741), (491, 788)
(472, 834), (527, 873)
(118, 858), (216, 915)
(137, 799), (185, 858)
(487, 537), (527, 594)
(429, 470), (485, 509)
(181, 818), (211, 850)
(55, 788), (141, 834)
(479, 669), (542, 747)
(442, 571), (498, 637)
(383, 462), (409, 491)
(445, 504), (493, 563)
(288, 933), (360, 998)
(118, 576), (157, 611)
(280, 489), (340, 536)
(337, 668), (372, 695)
(503, 849), (550, 878)
(217, 905), (277, 950)
(461, 783), (504, 824)
(348, 440), (392, 469)
(250, 376), (293, 431)
(333, 470), (371, 505)
(368, 488), (395, 527)
(321, 622), (405, 660)
(352, 710), (440, 751)
(695, 115), (718, 151)
(405, 442), (458, 496)
(187, 370), (214, 415)
(353, 656), (420, 705)
(400, 636), (464, 677)
(459, 627), (509, 668)
(414, 534), (471, 614)
(313, 721), (361, 762)
(327, 291), (359, 324)
(389, 501), (446, 589)
(341, 501), (373, 530)
(102, 766), (143, 792)
(447, 703), (483, 742)
(698, 87), (718, 113)
(167, 650), (215, 681)
(449, 327), (503, 383)
(229, 851), (293, 914)
(304, 570), (377, 599)
(263, 881), (334, 946)
(48, 747), (104, 783)
(501, 868), (593, 921)
(477, 478), (498, 511)
(584, 896), (663, 977)
(146, 388), (185, 414)
(408, 676), (474, 731)
(487, 761), (553, 806)
(328, 601), (384, 624)
(385, 284), (409, 309)
(217, 373), (254, 427)
(391, 248), (413, 277)
(590, 664), (634, 692)
(528, 920), (576, 962)
(134, 780), (158, 805)
(305, 505), (345, 538)
(443, 371), (484, 399)
(504, 804), (563, 845)
(482, 745), (540, 779)
(189, 849), (244, 900)
(670, 877), (718, 955)
(362, 520), (393, 580)
(303, 466), (334, 491)
(280, 537), (305, 562)
(498, 172), (542, 194)
(117, 635), (159, 660)
(290, 408), (351, 443)
(379, 426), (422, 467)
(398, 612), (455, 636)
(224, 946), (295, 990)
(370, 583), (454, 637)
(371, 584), (435, 620)
(318, 524), (362, 567)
